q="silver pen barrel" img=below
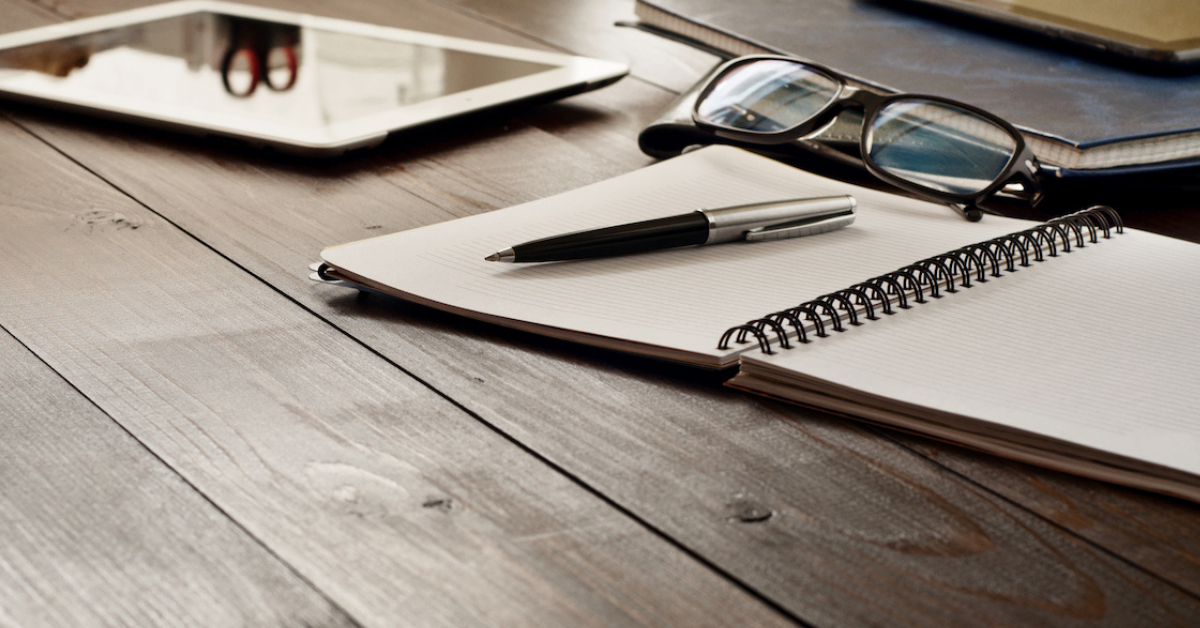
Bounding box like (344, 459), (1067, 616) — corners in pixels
(700, 196), (857, 244)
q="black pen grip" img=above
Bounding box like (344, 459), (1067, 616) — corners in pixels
(512, 212), (709, 261)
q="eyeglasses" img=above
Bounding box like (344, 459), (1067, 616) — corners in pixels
(691, 55), (1044, 221)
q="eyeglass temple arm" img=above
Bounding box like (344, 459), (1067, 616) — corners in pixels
(945, 203), (982, 222)
(993, 151), (1045, 205)
(951, 144), (1044, 221)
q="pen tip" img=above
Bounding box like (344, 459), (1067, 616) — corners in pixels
(486, 248), (517, 263)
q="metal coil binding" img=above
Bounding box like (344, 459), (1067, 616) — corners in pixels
(717, 206), (1123, 353)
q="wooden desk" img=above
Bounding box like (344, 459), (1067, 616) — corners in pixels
(2, 1), (1198, 626)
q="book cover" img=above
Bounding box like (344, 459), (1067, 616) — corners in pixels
(634, 0), (1200, 172)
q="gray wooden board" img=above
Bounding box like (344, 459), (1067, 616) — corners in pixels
(5, 0), (57, 28)
(0, 96), (797, 628)
(434, 0), (1200, 598)
(430, 0), (721, 93)
(19, 105), (1200, 627)
(895, 434), (1200, 597)
(412, 0), (1200, 598)
(0, 328), (356, 628)
(8, 1), (1200, 626)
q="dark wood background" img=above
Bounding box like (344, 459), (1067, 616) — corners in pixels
(2, 1), (1198, 626)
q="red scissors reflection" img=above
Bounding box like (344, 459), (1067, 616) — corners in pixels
(219, 19), (301, 98)
(221, 43), (297, 97)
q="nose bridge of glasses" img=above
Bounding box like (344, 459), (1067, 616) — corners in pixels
(836, 85), (888, 110)
(822, 86), (887, 142)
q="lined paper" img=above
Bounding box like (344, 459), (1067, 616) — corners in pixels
(323, 144), (1200, 495)
(323, 146), (1031, 365)
(738, 227), (1200, 482)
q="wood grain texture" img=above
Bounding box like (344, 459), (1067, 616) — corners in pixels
(0, 328), (357, 628)
(391, 5), (1200, 595)
(894, 434), (1200, 596)
(9, 11), (1200, 628)
(5, 0), (1200, 626)
(5, 0), (59, 28)
(429, 0), (720, 92)
(16, 0), (540, 49)
(0, 112), (796, 627)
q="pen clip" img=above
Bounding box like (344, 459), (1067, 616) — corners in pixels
(744, 211), (856, 242)
(703, 195), (856, 244)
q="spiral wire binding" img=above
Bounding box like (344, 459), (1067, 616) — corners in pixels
(718, 206), (1124, 354)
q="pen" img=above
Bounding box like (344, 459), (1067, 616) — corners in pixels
(485, 196), (856, 263)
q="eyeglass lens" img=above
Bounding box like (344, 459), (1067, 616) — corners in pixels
(697, 59), (1024, 200)
(695, 59), (838, 133)
(867, 99), (1018, 196)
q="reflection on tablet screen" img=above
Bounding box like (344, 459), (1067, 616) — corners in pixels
(0, 13), (557, 128)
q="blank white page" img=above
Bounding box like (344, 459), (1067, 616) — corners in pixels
(323, 146), (1030, 365)
(740, 226), (1200, 478)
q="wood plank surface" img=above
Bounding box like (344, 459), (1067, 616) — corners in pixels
(5, 0), (58, 27)
(8, 3), (1200, 628)
(0, 328), (357, 627)
(436, 0), (1200, 603)
(0, 99), (796, 628)
(4, 1), (1200, 627)
(374, 0), (1200, 598)
(895, 434), (1200, 596)
(432, 0), (720, 93)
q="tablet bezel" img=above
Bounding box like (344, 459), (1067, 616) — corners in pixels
(0, 1), (629, 155)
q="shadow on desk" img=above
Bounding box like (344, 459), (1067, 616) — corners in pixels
(0, 93), (617, 177)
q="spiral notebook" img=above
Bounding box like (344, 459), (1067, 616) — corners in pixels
(319, 146), (1200, 501)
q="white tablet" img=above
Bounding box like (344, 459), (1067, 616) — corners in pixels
(0, 1), (629, 155)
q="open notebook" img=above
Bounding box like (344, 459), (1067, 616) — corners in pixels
(319, 146), (1200, 502)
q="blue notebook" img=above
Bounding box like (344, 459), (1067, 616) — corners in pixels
(633, 0), (1200, 174)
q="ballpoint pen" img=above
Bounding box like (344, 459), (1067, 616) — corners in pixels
(485, 196), (857, 263)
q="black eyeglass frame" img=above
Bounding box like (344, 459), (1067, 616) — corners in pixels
(691, 55), (1044, 221)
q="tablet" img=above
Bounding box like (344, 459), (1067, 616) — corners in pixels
(0, 1), (629, 155)
(884, 0), (1200, 72)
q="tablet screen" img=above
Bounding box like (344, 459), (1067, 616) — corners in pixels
(0, 3), (631, 154)
(0, 12), (557, 128)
